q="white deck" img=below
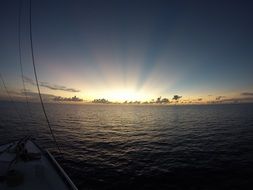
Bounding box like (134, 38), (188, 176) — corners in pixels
(0, 139), (77, 190)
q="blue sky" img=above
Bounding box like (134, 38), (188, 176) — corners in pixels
(0, 0), (253, 103)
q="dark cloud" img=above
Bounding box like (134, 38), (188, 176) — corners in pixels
(215, 96), (226, 101)
(21, 91), (56, 102)
(220, 97), (253, 103)
(53, 96), (83, 102)
(20, 88), (32, 93)
(40, 82), (80, 92)
(3, 90), (83, 102)
(23, 76), (80, 92)
(23, 76), (35, 85)
(0, 89), (57, 102)
(172, 95), (182, 101)
(197, 98), (202, 101)
(0, 89), (23, 100)
(241, 92), (253, 96)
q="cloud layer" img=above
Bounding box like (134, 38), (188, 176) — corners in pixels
(241, 92), (253, 96)
(23, 76), (80, 92)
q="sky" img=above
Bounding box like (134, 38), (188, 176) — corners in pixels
(0, 0), (253, 103)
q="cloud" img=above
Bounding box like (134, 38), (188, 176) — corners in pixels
(0, 87), (85, 104)
(3, 90), (83, 102)
(40, 82), (80, 92)
(220, 97), (253, 103)
(23, 76), (80, 92)
(241, 92), (253, 96)
(23, 76), (35, 85)
(53, 96), (83, 102)
(21, 91), (56, 102)
(172, 95), (182, 101)
(215, 96), (226, 101)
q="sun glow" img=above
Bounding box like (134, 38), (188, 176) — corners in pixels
(104, 89), (148, 102)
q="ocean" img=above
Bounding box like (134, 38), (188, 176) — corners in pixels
(0, 102), (253, 189)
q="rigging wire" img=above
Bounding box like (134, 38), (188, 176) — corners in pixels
(28, 0), (62, 155)
(18, 0), (34, 128)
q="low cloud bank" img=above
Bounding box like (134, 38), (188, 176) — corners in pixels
(241, 92), (253, 96)
(53, 96), (83, 102)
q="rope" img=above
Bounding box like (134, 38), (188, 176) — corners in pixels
(28, 0), (62, 155)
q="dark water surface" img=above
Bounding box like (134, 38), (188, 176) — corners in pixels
(1, 102), (253, 189)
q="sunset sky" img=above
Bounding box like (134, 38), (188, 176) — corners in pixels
(1, 0), (253, 103)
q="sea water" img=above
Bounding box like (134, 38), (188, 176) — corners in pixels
(0, 102), (253, 189)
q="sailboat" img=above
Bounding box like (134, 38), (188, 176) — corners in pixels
(0, 0), (78, 189)
(0, 137), (78, 190)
